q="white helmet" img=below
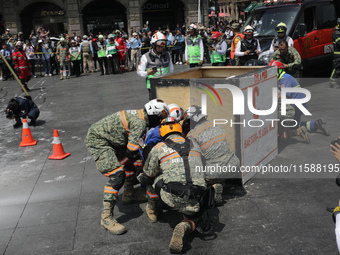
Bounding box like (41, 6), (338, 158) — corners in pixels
(150, 32), (167, 46)
(184, 105), (207, 123)
(187, 24), (197, 32)
(168, 104), (184, 121)
(144, 99), (170, 127)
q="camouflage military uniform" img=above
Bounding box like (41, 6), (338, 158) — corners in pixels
(56, 44), (70, 66)
(85, 109), (147, 202)
(187, 120), (240, 181)
(143, 134), (206, 214)
(271, 47), (302, 79)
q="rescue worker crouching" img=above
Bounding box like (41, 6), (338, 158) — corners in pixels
(330, 18), (340, 88)
(271, 40), (302, 80)
(6, 97), (40, 128)
(209, 32), (227, 66)
(138, 117), (209, 253)
(235, 25), (261, 66)
(85, 99), (170, 235)
(185, 24), (204, 68)
(137, 32), (174, 100)
(182, 105), (241, 206)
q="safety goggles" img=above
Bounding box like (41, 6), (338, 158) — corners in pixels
(155, 40), (166, 46)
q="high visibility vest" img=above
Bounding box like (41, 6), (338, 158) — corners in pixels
(107, 43), (117, 55)
(186, 36), (202, 64)
(97, 41), (106, 57)
(211, 41), (226, 64)
(145, 51), (171, 89)
(230, 33), (244, 59)
(70, 47), (81, 61)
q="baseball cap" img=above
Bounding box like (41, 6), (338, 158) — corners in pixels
(212, 31), (220, 39)
(231, 23), (240, 29)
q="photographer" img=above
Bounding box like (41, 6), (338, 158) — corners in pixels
(6, 97), (40, 128)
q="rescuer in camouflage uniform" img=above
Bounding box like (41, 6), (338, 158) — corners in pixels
(271, 40), (302, 79)
(138, 117), (207, 253)
(182, 105), (240, 206)
(85, 99), (169, 235)
(56, 38), (71, 80)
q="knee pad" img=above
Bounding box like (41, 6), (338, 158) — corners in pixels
(108, 170), (126, 190)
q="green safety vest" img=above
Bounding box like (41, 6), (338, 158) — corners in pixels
(145, 51), (171, 89)
(186, 36), (202, 64)
(211, 41), (226, 64)
(107, 43), (117, 55)
(70, 47), (81, 61)
(97, 41), (106, 57)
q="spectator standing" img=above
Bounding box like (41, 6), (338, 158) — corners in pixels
(69, 40), (81, 77)
(97, 35), (109, 75)
(24, 41), (36, 78)
(124, 35), (131, 72)
(1, 44), (12, 80)
(80, 35), (94, 73)
(106, 37), (121, 74)
(29, 30), (38, 47)
(173, 29), (184, 65)
(37, 39), (52, 77)
(129, 32), (142, 71)
(56, 38), (71, 80)
(2, 29), (10, 42)
(91, 37), (99, 71)
(38, 27), (49, 42)
(142, 24), (150, 34)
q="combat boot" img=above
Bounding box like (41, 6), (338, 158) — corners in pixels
(100, 201), (126, 235)
(146, 200), (158, 223)
(60, 74), (63, 80)
(315, 118), (330, 136)
(296, 126), (310, 144)
(122, 181), (147, 205)
(169, 221), (192, 253)
(212, 183), (223, 207)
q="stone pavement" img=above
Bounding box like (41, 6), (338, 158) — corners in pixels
(0, 66), (339, 255)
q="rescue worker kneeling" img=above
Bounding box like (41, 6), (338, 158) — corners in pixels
(138, 117), (209, 253)
(85, 99), (169, 235)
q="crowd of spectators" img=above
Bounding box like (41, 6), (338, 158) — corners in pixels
(0, 20), (244, 80)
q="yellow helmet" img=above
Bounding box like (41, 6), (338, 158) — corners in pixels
(276, 22), (287, 33)
(159, 117), (183, 138)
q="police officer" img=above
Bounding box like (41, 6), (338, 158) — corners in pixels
(269, 22), (294, 54)
(271, 40), (302, 79)
(138, 117), (208, 253)
(6, 97), (40, 128)
(185, 24), (204, 68)
(182, 106), (240, 206)
(209, 32), (227, 66)
(330, 18), (340, 88)
(85, 99), (169, 235)
(137, 32), (174, 100)
(235, 25), (261, 66)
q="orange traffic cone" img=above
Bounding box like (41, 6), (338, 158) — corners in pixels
(20, 118), (37, 147)
(48, 129), (70, 160)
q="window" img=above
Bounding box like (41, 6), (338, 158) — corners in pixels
(321, 4), (336, 29)
(303, 7), (316, 33)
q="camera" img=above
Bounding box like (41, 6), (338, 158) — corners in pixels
(152, 66), (157, 71)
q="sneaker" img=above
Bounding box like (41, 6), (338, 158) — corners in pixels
(175, 62), (179, 65)
(33, 75), (37, 78)
(49, 74), (52, 77)
(45, 74), (48, 77)
(66, 76), (70, 79)
(315, 118), (330, 136)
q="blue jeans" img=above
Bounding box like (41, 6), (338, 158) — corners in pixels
(43, 58), (51, 75)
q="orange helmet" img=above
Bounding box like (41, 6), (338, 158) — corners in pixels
(244, 25), (254, 34)
(159, 117), (183, 137)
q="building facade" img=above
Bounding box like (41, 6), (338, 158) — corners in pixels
(0, 0), (209, 37)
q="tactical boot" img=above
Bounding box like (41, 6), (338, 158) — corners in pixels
(146, 200), (158, 223)
(100, 201), (126, 235)
(66, 76), (70, 79)
(122, 181), (147, 205)
(13, 118), (22, 128)
(60, 74), (63, 80)
(315, 118), (330, 136)
(213, 183), (223, 207)
(169, 221), (192, 253)
(296, 126), (310, 144)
